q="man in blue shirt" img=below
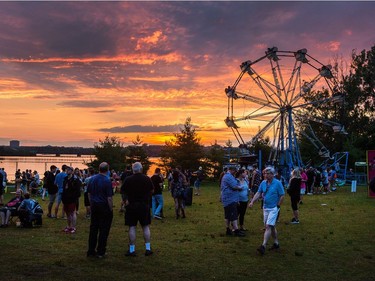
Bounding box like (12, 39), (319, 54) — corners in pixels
(249, 166), (285, 255)
(87, 162), (113, 258)
(220, 166), (245, 237)
(54, 164), (67, 218)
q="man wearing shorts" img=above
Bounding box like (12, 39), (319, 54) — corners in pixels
(121, 162), (154, 257)
(249, 166), (285, 255)
(220, 166), (244, 237)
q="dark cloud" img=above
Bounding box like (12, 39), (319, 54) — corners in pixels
(99, 124), (199, 133)
(57, 100), (112, 108)
(1, 1), (374, 96)
(93, 109), (117, 113)
(0, 2), (124, 58)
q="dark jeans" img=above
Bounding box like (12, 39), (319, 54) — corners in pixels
(306, 181), (314, 193)
(237, 201), (248, 226)
(88, 203), (113, 256)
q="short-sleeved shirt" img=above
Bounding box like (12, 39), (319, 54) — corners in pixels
(258, 178), (285, 209)
(19, 199), (38, 213)
(44, 171), (57, 194)
(55, 172), (67, 193)
(121, 173), (153, 205)
(87, 173), (113, 204)
(220, 172), (239, 207)
(151, 174), (163, 195)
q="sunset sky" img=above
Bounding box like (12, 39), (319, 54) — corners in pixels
(0, 1), (374, 148)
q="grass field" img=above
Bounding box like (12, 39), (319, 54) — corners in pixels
(0, 182), (374, 281)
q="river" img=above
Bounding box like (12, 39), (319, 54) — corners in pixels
(0, 155), (161, 181)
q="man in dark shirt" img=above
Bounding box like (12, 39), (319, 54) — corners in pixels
(87, 162), (113, 258)
(121, 162), (154, 257)
(150, 168), (164, 220)
(44, 165), (58, 218)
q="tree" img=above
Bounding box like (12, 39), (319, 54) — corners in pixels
(203, 140), (225, 178)
(125, 135), (151, 174)
(298, 88), (343, 165)
(160, 117), (204, 171)
(341, 46), (375, 162)
(88, 136), (126, 172)
(298, 45), (375, 166)
(248, 136), (273, 167)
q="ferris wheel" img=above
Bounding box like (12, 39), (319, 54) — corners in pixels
(224, 47), (347, 174)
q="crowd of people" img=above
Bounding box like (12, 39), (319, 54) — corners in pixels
(219, 163), (343, 255)
(0, 161), (345, 258)
(0, 163), (200, 258)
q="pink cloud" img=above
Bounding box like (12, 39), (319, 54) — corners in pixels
(316, 41), (341, 52)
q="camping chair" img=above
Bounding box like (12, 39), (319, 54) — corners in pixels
(8, 207), (19, 225)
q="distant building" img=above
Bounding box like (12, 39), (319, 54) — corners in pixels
(10, 140), (20, 148)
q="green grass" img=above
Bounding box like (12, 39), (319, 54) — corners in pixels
(1, 183), (374, 281)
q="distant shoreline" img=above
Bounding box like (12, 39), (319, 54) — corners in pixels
(0, 144), (164, 157)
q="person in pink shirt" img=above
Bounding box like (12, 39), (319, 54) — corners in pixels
(300, 168), (308, 204)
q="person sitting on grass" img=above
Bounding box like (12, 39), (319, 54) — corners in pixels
(0, 189), (24, 227)
(17, 193), (43, 228)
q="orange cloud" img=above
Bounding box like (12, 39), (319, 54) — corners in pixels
(135, 30), (167, 51)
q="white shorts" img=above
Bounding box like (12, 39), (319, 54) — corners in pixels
(263, 206), (279, 226)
